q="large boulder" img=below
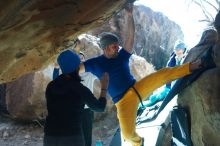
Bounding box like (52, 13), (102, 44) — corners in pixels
(130, 54), (155, 81)
(5, 68), (52, 120)
(78, 34), (103, 59)
(178, 68), (220, 146)
(177, 29), (220, 145)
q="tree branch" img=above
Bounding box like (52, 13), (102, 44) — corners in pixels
(194, 0), (214, 23)
(203, 0), (218, 12)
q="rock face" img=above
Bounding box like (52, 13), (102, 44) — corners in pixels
(6, 71), (50, 120)
(78, 34), (103, 59)
(0, 0), (134, 83)
(214, 41), (220, 67)
(177, 29), (220, 146)
(90, 5), (184, 69)
(130, 54), (155, 81)
(178, 69), (220, 146)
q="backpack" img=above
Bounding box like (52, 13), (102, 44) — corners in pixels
(170, 106), (192, 146)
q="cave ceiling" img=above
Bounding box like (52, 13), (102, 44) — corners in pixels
(0, 0), (133, 83)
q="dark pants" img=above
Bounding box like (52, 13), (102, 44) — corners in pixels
(82, 108), (94, 146)
(0, 84), (7, 112)
(44, 135), (85, 146)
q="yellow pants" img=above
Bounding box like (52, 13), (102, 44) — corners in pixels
(115, 63), (191, 146)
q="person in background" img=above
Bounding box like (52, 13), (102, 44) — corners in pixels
(79, 51), (98, 146)
(142, 41), (187, 107)
(166, 40), (187, 89)
(0, 84), (10, 117)
(44, 50), (109, 146)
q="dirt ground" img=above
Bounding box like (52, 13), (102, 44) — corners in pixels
(0, 109), (118, 146)
(0, 115), (44, 146)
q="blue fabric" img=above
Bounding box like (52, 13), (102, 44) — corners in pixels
(166, 52), (176, 89)
(167, 52), (176, 67)
(166, 83), (172, 89)
(57, 50), (80, 74)
(53, 68), (59, 80)
(84, 49), (136, 103)
(140, 87), (170, 107)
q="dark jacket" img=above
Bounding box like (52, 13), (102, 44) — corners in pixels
(167, 52), (176, 68)
(166, 52), (176, 89)
(44, 74), (106, 136)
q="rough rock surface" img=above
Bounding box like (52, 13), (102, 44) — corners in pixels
(5, 70), (50, 121)
(213, 41), (220, 67)
(90, 5), (184, 69)
(177, 29), (220, 146)
(178, 68), (220, 146)
(0, 0), (134, 83)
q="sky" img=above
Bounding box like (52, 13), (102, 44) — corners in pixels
(135, 0), (218, 48)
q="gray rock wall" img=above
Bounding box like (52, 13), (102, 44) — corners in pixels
(90, 5), (184, 69)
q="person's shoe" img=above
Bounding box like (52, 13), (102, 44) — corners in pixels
(200, 47), (216, 69)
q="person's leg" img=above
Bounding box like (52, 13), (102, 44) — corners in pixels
(115, 88), (143, 146)
(82, 108), (94, 146)
(43, 136), (58, 146)
(134, 63), (192, 100)
(115, 62), (202, 146)
(0, 84), (7, 113)
(57, 136), (85, 146)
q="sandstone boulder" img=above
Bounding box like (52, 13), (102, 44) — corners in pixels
(0, 0), (134, 83)
(6, 69), (51, 120)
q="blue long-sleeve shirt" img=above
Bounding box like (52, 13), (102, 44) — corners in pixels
(84, 48), (136, 104)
